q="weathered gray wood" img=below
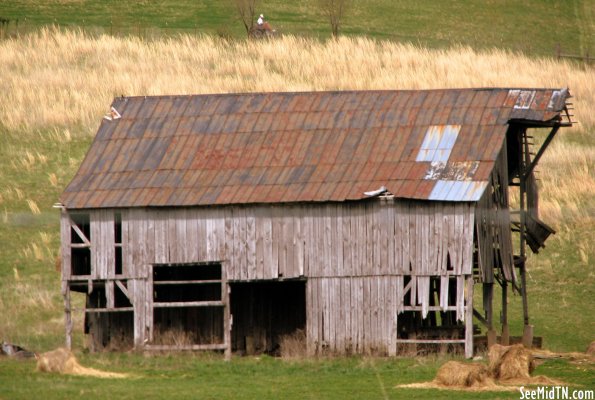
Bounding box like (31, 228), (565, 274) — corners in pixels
(246, 211), (257, 279)
(82, 307), (134, 313)
(397, 339), (465, 344)
(63, 281), (72, 349)
(153, 301), (225, 308)
(255, 207), (265, 279)
(465, 275), (474, 358)
(60, 210), (72, 280)
(62, 198), (494, 356)
(223, 263), (231, 360)
(145, 344), (228, 351)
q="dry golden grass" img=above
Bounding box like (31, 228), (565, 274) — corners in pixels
(1, 28), (593, 132)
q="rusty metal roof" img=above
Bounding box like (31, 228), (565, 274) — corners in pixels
(61, 88), (571, 209)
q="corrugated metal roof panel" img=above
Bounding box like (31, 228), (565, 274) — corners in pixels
(61, 88), (571, 209)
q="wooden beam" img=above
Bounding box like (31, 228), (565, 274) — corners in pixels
(523, 125), (560, 180)
(69, 217), (90, 246)
(224, 282), (232, 361)
(78, 307), (134, 313)
(401, 306), (458, 312)
(501, 281), (510, 345)
(464, 275), (474, 358)
(152, 280), (222, 285)
(396, 339), (465, 344)
(144, 344), (228, 351)
(152, 301), (225, 308)
(115, 280), (130, 300)
(62, 280), (72, 350)
(472, 308), (488, 327)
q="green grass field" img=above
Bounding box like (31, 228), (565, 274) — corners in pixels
(1, 0), (593, 56)
(1, 353), (593, 400)
(0, 1), (593, 398)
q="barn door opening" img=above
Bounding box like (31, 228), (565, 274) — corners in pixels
(230, 280), (306, 356)
(148, 262), (229, 353)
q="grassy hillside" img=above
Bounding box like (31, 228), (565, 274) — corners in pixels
(1, 0), (593, 57)
(0, 29), (593, 399)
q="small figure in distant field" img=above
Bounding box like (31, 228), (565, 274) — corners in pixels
(251, 14), (276, 39)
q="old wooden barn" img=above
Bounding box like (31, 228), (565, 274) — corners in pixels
(58, 88), (572, 358)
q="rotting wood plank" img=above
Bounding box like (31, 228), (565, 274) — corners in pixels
(330, 207), (338, 277)
(60, 210), (72, 280)
(246, 210), (257, 279)
(456, 275), (465, 321)
(328, 278), (336, 353)
(223, 262), (231, 360)
(465, 275), (474, 358)
(63, 281), (72, 349)
(372, 203), (381, 276)
(271, 207), (280, 278)
(145, 344), (228, 351)
(263, 210), (274, 279)
(197, 209), (207, 262)
(255, 207), (265, 280)
(295, 205), (305, 277)
(153, 301), (225, 308)
(224, 208), (236, 279)
(388, 276), (397, 356)
(283, 206), (294, 278)
(363, 276), (370, 354)
(154, 210), (167, 265)
(365, 203), (374, 277)
(335, 206), (344, 277)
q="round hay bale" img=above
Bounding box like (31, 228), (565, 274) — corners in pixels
(489, 344), (534, 380)
(435, 361), (490, 387)
(36, 348), (127, 378)
(36, 348), (77, 373)
(586, 341), (595, 356)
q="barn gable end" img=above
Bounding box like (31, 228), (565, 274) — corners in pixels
(59, 88), (571, 357)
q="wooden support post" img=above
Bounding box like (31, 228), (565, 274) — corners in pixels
(522, 325), (534, 348)
(520, 129), (532, 345)
(464, 275), (474, 358)
(223, 263), (232, 361)
(62, 281), (73, 350)
(501, 281), (510, 345)
(484, 283), (496, 348)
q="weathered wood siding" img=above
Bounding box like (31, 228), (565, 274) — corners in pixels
(64, 199), (476, 352)
(474, 144), (515, 283)
(78, 199), (475, 281)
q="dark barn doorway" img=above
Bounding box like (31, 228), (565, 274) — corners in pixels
(151, 262), (226, 350)
(230, 280), (306, 355)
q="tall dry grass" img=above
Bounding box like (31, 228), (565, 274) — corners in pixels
(0, 28), (592, 226)
(1, 28), (594, 132)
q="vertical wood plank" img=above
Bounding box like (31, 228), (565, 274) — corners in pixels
(255, 207), (265, 280)
(246, 210), (257, 279)
(271, 206), (280, 278)
(263, 210), (274, 279)
(60, 210), (72, 280)
(186, 208), (198, 262)
(465, 275), (474, 358)
(224, 207), (236, 279)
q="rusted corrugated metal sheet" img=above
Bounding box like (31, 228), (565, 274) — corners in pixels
(61, 88), (571, 209)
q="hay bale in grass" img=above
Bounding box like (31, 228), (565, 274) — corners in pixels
(37, 348), (126, 378)
(435, 361), (490, 387)
(488, 344), (534, 381)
